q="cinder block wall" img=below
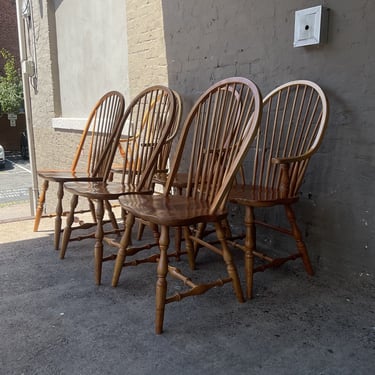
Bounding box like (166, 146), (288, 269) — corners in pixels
(161, 0), (375, 276)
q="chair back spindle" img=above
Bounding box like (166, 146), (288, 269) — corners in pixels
(118, 86), (176, 190)
(250, 80), (328, 198)
(70, 91), (125, 178)
(165, 78), (262, 213)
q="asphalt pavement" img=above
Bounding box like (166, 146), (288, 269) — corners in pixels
(0, 151), (33, 221)
(0, 215), (374, 374)
(0, 156), (374, 374)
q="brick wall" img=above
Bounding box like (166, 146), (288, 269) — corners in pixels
(0, 0), (25, 151)
(0, 0), (20, 71)
(0, 113), (26, 151)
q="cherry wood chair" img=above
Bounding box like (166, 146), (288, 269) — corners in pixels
(33, 91), (125, 249)
(148, 87), (242, 252)
(112, 77), (262, 334)
(59, 86), (177, 285)
(129, 90), (183, 241)
(228, 80), (329, 299)
(111, 90), (182, 180)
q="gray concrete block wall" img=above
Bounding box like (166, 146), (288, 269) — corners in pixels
(162, 0), (375, 275)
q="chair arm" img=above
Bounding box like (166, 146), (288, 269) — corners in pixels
(271, 154), (308, 165)
(271, 154), (311, 198)
(270, 157), (297, 198)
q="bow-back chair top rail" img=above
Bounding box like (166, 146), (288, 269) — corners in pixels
(71, 91), (127, 178)
(113, 89), (182, 178)
(154, 90), (183, 175)
(229, 79), (329, 299)
(116, 86), (177, 189)
(114, 77), (262, 334)
(249, 79), (329, 199)
(33, 91), (125, 250)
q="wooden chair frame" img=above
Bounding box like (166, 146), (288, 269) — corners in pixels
(33, 91), (125, 249)
(228, 80), (329, 299)
(59, 86), (178, 285)
(112, 77), (262, 334)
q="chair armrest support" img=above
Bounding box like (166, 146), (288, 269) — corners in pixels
(271, 151), (312, 165)
(278, 163), (290, 199)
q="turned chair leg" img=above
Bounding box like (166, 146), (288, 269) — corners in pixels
(137, 222), (146, 240)
(193, 222), (206, 256)
(215, 221), (244, 303)
(244, 206), (256, 300)
(174, 226), (182, 260)
(284, 205), (314, 276)
(111, 213), (135, 287)
(183, 226), (196, 270)
(88, 199), (97, 223)
(94, 199), (105, 285)
(33, 179), (48, 232)
(60, 194), (79, 259)
(105, 200), (119, 233)
(54, 182), (64, 250)
(155, 225), (169, 334)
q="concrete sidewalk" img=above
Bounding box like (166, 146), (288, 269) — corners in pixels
(0, 213), (374, 374)
(0, 201), (33, 223)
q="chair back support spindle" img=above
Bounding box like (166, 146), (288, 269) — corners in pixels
(70, 91), (125, 178)
(117, 86), (176, 190)
(228, 80), (329, 300)
(165, 78), (261, 213)
(251, 80), (328, 197)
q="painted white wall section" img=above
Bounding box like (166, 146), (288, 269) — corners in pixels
(54, 0), (129, 119)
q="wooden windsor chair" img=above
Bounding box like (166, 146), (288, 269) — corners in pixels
(148, 86), (242, 252)
(59, 86), (178, 285)
(110, 90), (182, 180)
(33, 91), (125, 250)
(112, 77), (262, 334)
(228, 80), (329, 299)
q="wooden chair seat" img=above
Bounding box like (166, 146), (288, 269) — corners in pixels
(64, 181), (152, 200)
(118, 194), (227, 227)
(230, 184), (299, 206)
(37, 170), (103, 182)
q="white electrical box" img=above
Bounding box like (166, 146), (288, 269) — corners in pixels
(22, 60), (35, 77)
(294, 5), (328, 48)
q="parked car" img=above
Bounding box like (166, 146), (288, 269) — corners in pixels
(20, 131), (29, 160)
(0, 144), (5, 168)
